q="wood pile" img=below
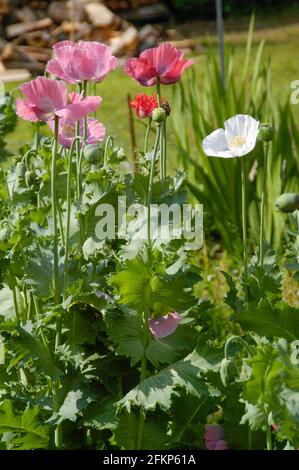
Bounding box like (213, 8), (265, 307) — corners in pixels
(0, 0), (170, 81)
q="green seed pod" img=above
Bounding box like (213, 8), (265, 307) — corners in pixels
(275, 193), (299, 213)
(84, 144), (101, 163)
(25, 170), (37, 188)
(15, 162), (27, 180)
(152, 107), (167, 123)
(220, 357), (239, 387)
(258, 123), (273, 142)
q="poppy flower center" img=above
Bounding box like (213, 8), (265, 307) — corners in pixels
(229, 135), (246, 147)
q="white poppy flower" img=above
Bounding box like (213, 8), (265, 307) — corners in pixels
(202, 114), (260, 158)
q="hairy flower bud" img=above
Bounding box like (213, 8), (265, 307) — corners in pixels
(220, 357), (239, 387)
(161, 100), (171, 117)
(25, 170), (37, 188)
(152, 107), (166, 123)
(84, 144), (101, 163)
(275, 193), (299, 213)
(15, 162), (27, 180)
(258, 123), (273, 142)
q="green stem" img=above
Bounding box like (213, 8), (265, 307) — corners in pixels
(136, 354), (147, 450)
(53, 384), (62, 448)
(75, 82), (83, 198)
(240, 157), (248, 299)
(26, 290), (33, 322)
(156, 78), (164, 180)
(78, 81), (88, 188)
(144, 118), (152, 154)
(57, 202), (65, 247)
(83, 80), (88, 142)
(33, 295), (41, 320)
(162, 120), (167, 178)
(63, 138), (80, 294)
(224, 335), (252, 359)
(136, 311), (149, 450)
(23, 286), (29, 317)
(51, 115), (60, 307)
(260, 143), (269, 267)
(266, 423), (273, 450)
(147, 125), (161, 251)
(52, 115), (62, 449)
(93, 82), (97, 118)
(156, 78), (161, 107)
(177, 397), (208, 442)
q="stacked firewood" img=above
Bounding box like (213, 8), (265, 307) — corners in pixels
(0, 0), (169, 81)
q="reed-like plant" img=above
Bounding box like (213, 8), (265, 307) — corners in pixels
(172, 16), (299, 254)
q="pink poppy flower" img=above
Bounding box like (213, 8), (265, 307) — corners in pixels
(47, 40), (118, 84)
(48, 117), (106, 148)
(124, 43), (193, 86)
(16, 77), (100, 123)
(204, 425), (228, 451)
(148, 312), (181, 339)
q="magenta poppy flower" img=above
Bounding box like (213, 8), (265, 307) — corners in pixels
(48, 117), (106, 148)
(204, 425), (228, 451)
(16, 77), (100, 123)
(47, 40), (118, 84)
(148, 312), (181, 339)
(124, 43), (193, 86)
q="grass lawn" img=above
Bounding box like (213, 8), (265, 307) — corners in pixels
(4, 9), (299, 160)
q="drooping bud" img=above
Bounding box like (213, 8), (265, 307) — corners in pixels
(258, 123), (273, 142)
(161, 100), (171, 117)
(220, 357), (239, 387)
(15, 162), (26, 180)
(25, 170), (37, 188)
(275, 193), (299, 213)
(84, 144), (101, 164)
(152, 107), (166, 123)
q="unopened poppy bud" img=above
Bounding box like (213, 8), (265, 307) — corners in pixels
(84, 144), (101, 163)
(161, 100), (171, 117)
(258, 123), (273, 142)
(275, 193), (299, 213)
(152, 107), (166, 123)
(220, 357), (239, 387)
(25, 170), (37, 188)
(15, 162), (26, 180)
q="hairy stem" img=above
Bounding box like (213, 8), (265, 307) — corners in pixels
(144, 118), (152, 155)
(75, 82), (83, 198)
(51, 115), (61, 307)
(136, 354), (147, 450)
(162, 120), (167, 178)
(260, 143), (269, 267)
(147, 125), (161, 252)
(240, 157), (248, 299)
(63, 138), (80, 294)
(51, 115), (62, 448)
(156, 78), (165, 180)
(224, 335), (252, 359)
